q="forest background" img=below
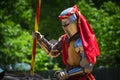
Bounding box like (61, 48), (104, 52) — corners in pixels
(0, 0), (120, 71)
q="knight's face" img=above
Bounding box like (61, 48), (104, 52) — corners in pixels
(61, 18), (78, 38)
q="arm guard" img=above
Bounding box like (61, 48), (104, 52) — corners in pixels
(37, 35), (62, 57)
(67, 67), (84, 77)
(67, 63), (93, 77)
(37, 35), (52, 54)
(80, 53), (94, 73)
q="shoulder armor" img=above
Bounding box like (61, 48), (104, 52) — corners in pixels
(74, 38), (82, 48)
(74, 38), (83, 53)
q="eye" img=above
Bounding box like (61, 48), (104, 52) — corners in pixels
(62, 23), (70, 27)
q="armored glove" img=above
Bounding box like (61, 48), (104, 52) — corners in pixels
(54, 70), (68, 80)
(32, 31), (42, 40)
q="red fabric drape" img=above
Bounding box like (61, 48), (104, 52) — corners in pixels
(78, 13), (100, 64)
(61, 34), (68, 64)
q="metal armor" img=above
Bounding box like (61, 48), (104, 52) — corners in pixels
(36, 33), (94, 78)
(61, 14), (78, 39)
(37, 34), (62, 57)
(35, 6), (94, 79)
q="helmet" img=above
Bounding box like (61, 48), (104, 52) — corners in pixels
(59, 7), (78, 39)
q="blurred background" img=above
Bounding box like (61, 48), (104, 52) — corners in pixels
(0, 0), (120, 80)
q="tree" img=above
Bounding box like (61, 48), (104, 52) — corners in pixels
(77, 0), (120, 68)
(0, 0), (120, 71)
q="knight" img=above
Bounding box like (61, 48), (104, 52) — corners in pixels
(33, 5), (100, 80)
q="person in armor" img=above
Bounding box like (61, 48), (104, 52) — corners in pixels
(33, 5), (100, 80)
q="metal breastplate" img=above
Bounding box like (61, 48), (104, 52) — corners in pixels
(67, 38), (81, 66)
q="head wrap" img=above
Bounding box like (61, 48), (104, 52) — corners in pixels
(60, 5), (100, 64)
(59, 7), (77, 22)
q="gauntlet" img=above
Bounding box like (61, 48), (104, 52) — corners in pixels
(54, 70), (68, 80)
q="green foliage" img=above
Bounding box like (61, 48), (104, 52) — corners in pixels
(0, 0), (120, 71)
(35, 49), (50, 70)
(0, 20), (30, 64)
(77, 0), (120, 67)
(98, 1), (120, 67)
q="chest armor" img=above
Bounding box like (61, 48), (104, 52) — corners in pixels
(67, 39), (81, 66)
(67, 38), (89, 68)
